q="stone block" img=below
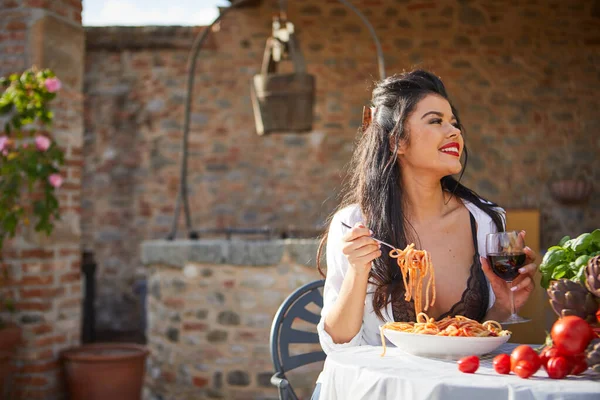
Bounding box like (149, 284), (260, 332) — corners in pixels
(30, 14), (84, 91)
(217, 311), (240, 326)
(141, 240), (187, 268)
(285, 240), (320, 268)
(188, 241), (227, 264)
(226, 240), (284, 266)
(22, 211), (81, 246)
(226, 370), (250, 386)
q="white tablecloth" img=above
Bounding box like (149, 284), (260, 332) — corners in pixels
(319, 343), (600, 400)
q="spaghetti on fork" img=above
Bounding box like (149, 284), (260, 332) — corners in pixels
(389, 243), (435, 317)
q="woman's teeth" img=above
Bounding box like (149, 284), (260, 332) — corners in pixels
(441, 147), (458, 153)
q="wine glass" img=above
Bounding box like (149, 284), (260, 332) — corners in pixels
(485, 231), (531, 325)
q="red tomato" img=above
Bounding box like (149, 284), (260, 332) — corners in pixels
(510, 345), (541, 373)
(457, 355), (479, 373)
(539, 346), (550, 366)
(540, 346), (560, 371)
(551, 316), (594, 356)
(493, 354), (511, 374)
(546, 356), (570, 379)
(514, 360), (536, 379)
(568, 353), (588, 375)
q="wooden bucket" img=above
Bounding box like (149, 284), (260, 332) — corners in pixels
(251, 35), (315, 135)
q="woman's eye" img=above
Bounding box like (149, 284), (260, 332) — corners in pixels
(452, 122), (461, 129)
(430, 118), (442, 124)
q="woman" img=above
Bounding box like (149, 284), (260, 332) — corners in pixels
(311, 70), (537, 399)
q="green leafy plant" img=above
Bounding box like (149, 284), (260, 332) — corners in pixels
(0, 67), (64, 254)
(539, 230), (600, 289)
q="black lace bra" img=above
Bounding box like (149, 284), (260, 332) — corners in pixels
(390, 212), (489, 323)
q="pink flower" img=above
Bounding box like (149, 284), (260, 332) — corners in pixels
(48, 174), (63, 188)
(44, 77), (61, 93)
(35, 135), (51, 151)
(0, 136), (7, 152)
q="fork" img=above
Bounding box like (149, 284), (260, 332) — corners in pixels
(340, 221), (397, 251)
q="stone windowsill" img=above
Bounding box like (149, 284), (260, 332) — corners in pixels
(141, 239), (321, 268)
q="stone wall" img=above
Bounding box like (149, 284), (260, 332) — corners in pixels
(82, 25), (218, 339)
(0, 0), (84, 399)
(83, 0), (600, 336)
(141, 239), (323, 400)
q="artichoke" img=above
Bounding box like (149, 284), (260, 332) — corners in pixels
(586, 338), (600, 373)
(586, 255), (600, 298)
(547, 279), (599, 324)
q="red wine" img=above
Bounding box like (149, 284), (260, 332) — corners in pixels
(487, 252), (526, 282)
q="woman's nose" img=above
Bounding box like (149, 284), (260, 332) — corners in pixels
(446, 123), (460, 137)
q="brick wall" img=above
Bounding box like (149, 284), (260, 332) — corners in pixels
(0, 0), (82, 73)
(83, 0), (599, 337)
(0, 0), (84, 399)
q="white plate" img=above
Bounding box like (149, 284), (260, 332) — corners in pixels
(381, 326), (511, 360)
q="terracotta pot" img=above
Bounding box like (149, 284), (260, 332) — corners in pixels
(0, 324), (22, 398)
(61, 343), (149, 400)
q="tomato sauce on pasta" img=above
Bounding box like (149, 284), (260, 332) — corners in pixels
(389, 243), (435, 317)
(380, 313), (511, 356)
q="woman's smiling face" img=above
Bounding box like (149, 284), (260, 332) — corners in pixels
(397, 94), (464, 178)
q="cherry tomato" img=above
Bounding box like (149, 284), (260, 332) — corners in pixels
(514, 360), (536, 379)
(567, 353), (588, 375)
(551, 316), (594, 356)
(540, 346), (560, 371)
(539, 346), (550, 366)
(493, 354), (511, 374)
(510, 345), (541, 373)
(457, 355), (479, 373)
(546, 356), (570, 379)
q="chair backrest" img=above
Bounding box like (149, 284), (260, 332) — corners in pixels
(270, 279), (326, 376)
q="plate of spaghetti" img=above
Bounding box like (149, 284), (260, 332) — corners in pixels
(379, 313), (511, 359)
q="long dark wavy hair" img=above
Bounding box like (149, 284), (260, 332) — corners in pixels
(316, 69), (505, 321)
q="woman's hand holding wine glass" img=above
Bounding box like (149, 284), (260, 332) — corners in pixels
(481, 230), (537, 325)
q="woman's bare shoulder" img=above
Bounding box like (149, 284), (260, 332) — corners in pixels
(459, 197), (505, 234)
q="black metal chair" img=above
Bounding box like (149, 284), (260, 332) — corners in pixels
(270, 279), (326, 400)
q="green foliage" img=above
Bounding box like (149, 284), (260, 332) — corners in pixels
(0, 67), (64, 315)
(539, 229), (600, 289)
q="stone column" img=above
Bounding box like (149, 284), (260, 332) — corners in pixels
(0, 1), (84, 399)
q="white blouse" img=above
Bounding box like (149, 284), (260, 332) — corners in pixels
(317, 200), (504, 357)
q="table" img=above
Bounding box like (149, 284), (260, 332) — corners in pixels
(319, 343), (600, 400)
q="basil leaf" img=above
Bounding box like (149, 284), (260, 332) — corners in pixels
(575, 255), (591, 269)
(558, 235), (571, 247)
(551, 263), (570, 279)
(540, 246), (567, 272)
(571, 233), (592, 253)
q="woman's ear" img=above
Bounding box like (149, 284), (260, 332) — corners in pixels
(389, 135), (407, 155)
